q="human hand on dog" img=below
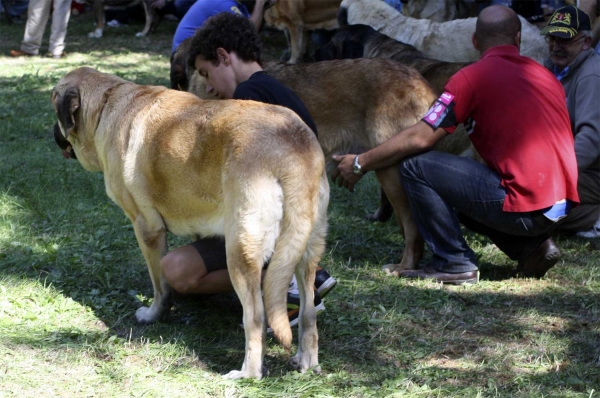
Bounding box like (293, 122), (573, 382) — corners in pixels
(332, 154), (363, 192)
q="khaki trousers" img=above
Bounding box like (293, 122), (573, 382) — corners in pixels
(20, 0), (71, 56)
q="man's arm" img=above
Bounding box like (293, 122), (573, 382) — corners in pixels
(572, 75), (600, 172)
(331, 121), (448, 192)
(249, 0), (276, 30)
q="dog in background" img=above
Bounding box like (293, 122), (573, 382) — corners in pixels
(338, 0), (549, 63)
(85, 0), (160, 38)
(52, 67), (329, 379)
(313, 24), (480, 223)
(173, 39), (473, 274)
(263, 0), (341, 63)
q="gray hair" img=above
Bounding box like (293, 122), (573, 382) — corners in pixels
(580, 30), (592, 38)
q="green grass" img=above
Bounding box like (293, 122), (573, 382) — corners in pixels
(1, 12), (599, 398)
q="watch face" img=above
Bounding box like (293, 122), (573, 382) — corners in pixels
(353, 156), (361, 174)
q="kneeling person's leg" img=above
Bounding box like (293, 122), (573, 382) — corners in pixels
(161, 237), (233, 295)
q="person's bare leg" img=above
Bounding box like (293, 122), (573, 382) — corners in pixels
(161, 244), (234, 295)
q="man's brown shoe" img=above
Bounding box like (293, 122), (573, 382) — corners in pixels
(10, 49), (35, 57)
(399, 264), (479, 285)
(519, 237), (560, 278)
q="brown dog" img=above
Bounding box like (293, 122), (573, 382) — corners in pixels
(85, 0), (160, 38)
(314, 25), (481, 224)
(263, 0), (341, 63)
(52, 67), (329, 379)
(173, 42), (472, 274)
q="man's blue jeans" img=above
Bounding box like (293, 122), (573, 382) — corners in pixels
(399, 151), (558, 273)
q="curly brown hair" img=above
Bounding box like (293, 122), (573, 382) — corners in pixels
(187, 12), (262, 70)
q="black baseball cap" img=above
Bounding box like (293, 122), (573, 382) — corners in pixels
(540, 5), (592, 39)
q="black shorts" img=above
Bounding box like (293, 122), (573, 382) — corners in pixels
(190, 237), (227, 273)
(190, 237), (271, 272)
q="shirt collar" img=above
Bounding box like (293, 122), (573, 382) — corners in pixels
(480, 45), (521, 60)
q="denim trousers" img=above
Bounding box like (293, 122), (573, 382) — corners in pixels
(399, 151), (557, 273)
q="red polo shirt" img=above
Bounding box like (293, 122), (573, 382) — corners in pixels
(442, 45), (579, 212)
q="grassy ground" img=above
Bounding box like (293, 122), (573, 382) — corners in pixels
(1, 11), (599, 398)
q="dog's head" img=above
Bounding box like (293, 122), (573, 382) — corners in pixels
(170, 37), (195, 91)
(313, 25), (376, 61)
(51, 67), (125, 172)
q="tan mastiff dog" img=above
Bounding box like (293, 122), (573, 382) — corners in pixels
(263, 0), (341, 63)
(52, 67), (329, 379)
(172, 43), (472, 274)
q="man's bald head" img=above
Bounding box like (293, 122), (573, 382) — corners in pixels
(474, 5), (521, 52)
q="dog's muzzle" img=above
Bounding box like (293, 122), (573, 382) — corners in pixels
(53, 122), (77, 159)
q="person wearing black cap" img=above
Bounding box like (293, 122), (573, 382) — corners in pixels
(542, 5), (600, 238)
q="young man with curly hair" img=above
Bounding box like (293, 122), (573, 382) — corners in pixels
(161, 12), (335, 327)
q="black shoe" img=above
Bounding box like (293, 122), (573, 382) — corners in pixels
(314, 266), (337, 298)
(399, 264), (479, 285)
(518, 237), (560, 278)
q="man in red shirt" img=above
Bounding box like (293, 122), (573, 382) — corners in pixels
(332, 5), (579, 284)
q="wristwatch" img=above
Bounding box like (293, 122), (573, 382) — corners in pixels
(353, 155), (364, 175)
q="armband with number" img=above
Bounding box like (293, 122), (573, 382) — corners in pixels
(422, 92), (457, 130)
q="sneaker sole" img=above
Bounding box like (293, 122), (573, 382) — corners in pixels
(316, 277), (337, 298)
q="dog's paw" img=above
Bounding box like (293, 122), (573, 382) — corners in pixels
(135, 31), (146, 37)
(135, 306), (158, 324)
(88, 30), (103, 38)
(289, 355), (320, 374)
(382, 263), (414, 277)
(223, 369), (263, 380)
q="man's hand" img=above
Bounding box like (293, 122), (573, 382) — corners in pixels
(151, 0), (166, 9)
(331, 154), (364, 192)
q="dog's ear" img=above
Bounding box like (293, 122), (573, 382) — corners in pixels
(55, 87), (80, 139)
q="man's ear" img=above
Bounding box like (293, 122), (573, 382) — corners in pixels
(514, 31), (521, 50)
(582, 36), (592, 51)
(471, 32), (479, 51)
(216, 47), (231, 66)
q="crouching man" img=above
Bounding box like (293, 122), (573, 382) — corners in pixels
(333, 5), (580, 283)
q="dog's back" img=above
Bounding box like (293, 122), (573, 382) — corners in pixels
(315, 25), (470, 93)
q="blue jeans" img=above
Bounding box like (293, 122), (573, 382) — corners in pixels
(399, 151), (557, 273)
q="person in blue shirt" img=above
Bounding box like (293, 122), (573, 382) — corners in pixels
(172, 0), (274, 53)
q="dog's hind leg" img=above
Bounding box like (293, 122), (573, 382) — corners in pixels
(287, 24), (306, 64)
(289, 174), (328, 374)
(136, 0), (155, 37)
(129, 211), (172, 323)
(223, 238), (267, 379)
(375, 166), (424, 275)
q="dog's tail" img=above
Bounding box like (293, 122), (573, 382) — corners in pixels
(262, 152), (328, 354)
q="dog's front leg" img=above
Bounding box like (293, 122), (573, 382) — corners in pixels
(130, 214), (172, 323)
(375, 166), (424, 275)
